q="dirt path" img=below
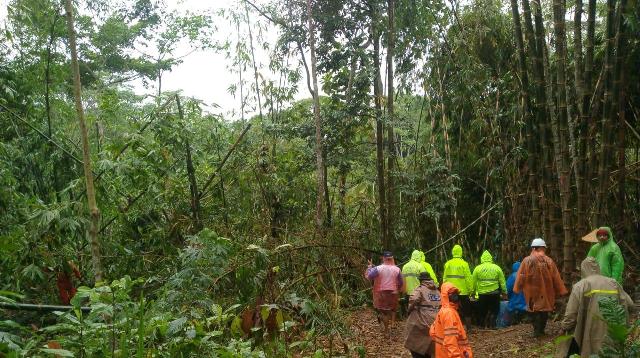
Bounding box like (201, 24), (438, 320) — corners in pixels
(348, 308), (560, 357)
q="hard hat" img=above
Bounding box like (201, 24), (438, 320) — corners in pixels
(531, 238), (546, 247)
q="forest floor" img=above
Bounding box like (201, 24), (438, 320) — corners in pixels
(347, 308), (559, 357)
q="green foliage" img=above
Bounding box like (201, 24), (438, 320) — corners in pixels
(596, 297), (640, 358)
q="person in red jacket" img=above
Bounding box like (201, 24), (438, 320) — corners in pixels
(429, 282), (473, 358)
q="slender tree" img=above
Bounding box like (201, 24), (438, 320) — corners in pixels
(510, 0), (539, 233)
(386, 0), (396, 247)
(370, 2), (388, 248)
(552, 0), (575, 278)
(596, 0), (619, 223)
(64, 0), (103, 282)
(306, 0), (325, 235)
(176, 96), (202, 231)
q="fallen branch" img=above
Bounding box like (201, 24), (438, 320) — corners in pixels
(0, 302), (91, 313)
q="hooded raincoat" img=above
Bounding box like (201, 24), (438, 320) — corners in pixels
(405, 279), (441, 356)
(419, 251), (440, 287)
(513, 250), (567, 312)
(429, 283), (473, 358)
(555, 257), (634, 358)
(442, 245), (473, 296)
(403, 250), (427, 294)
(471, 251), (506, 295)
(506, 261), (527, 313)
(587, 226), (624, 284)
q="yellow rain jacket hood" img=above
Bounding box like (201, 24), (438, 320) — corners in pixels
(442, 244), (473, 295)
(402, 250), (427, 294)
(471, 250), (506, 295)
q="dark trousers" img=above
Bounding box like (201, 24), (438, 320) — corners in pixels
(410, 351), (431, 358)
(459, 295), (472, 329)
(530, 311), (549, 336)
(477, 292), (500, 328)
(510, 310), (526, 325)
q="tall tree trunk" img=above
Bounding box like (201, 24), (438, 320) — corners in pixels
(371, 8), (388, 248)
(552, 0), (575, 280)
(323, 154), (332, 227)
(573, 0), (589, 240)
(611, 0), (628, 228)
(596, 0), (619, 224)
(64, 0), (103, 283)
(386, 0), (396, 248)
(306, 0), (325, 235)
(523, 0), (551, 238)
(510, 0), (540, 234)
(580, 0), (596, 224)
(542, 26), (563, 261)
(45, 15), (59, 199)
(176, 96), (202, 232)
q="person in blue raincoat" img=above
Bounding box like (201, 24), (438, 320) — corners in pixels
(506, 261), (527, 324)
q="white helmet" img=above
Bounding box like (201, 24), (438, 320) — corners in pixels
(531, 238), (546, 247)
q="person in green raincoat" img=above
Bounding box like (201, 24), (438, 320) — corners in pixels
(418, 251), (439, 287)
(587, 227), (624, 284)
(442, 244), (473, 331)
(471, 250), (506, 328)
(403, 250), (428, 295)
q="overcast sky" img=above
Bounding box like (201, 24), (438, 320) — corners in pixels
(0, 0), (301, 118)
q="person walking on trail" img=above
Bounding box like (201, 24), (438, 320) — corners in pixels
(366, 251), (404, 338)
(471, 250), (506, 328)
(587, 226), (624, 284)
(403, 250), (428, 295)
(442, 244), (473, 331)
(419, 251), (440, 287)
(405, 272), (441, 358)
(555, 257), (634, 358)
(429, 282), (473, 358)
(514, 238), (568, 337)
(506, 261), (527, 324)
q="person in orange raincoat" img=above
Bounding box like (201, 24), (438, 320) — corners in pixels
(429, 282), (473, 358)
(513, 238), (568, 337)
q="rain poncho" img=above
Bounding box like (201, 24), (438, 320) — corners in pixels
(471, 250), (506, 295)
(442, 245), (473, 296)
(587, 226), (624, 284)
(405, 279), (441, 356)
(429, 283), (473, 358)
(514, 250), (568, 312)
(419, 251), (440, 287)
(555, 257), (634, 358)
(402, 250), (427, 294)
(506, 261), (527, 313)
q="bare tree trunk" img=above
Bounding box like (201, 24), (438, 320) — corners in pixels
(176, 96), (202, 232)
(45, 15), (59, 199)
(306, 0), (325, 235)
(386, 0), (396, 247)
(596, 0), (619, 224)
(552, 0), (575, 280)
(64, 0), (102, 283)
(510, 0), (539, 233)
(371, 8), (388, 248)
(580, 0), (596, 224)
(323, 154), (332, 227)
(523, 0), (550, 237)
(611, 0), (628, 228)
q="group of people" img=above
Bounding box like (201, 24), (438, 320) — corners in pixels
(365, 226), (633, 358)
